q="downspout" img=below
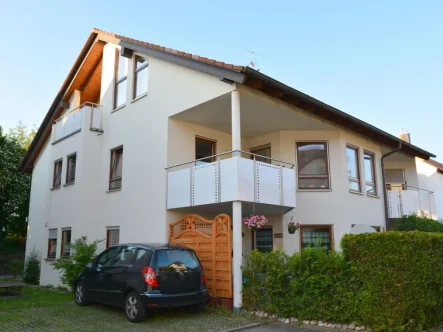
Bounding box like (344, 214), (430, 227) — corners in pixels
(381, 142), (403, 230)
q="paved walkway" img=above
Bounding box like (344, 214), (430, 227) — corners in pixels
(242, 323), (321, 332)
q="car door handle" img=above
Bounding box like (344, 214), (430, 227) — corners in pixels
(121, 267), (128, 272)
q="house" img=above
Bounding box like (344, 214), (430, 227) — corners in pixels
(20, 29), (436, 310)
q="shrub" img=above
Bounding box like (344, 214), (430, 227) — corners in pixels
(52, 236), (101, 290)
(242, 249), (361, 322)
(342, 231), (443, 331)
(23, 248), (41, 285)
(394, 213), (443, 232)
(10, 258), (24, 278)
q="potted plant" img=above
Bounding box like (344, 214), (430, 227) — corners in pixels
(243, 214), (268, 231)
(287, 221), (300, 234)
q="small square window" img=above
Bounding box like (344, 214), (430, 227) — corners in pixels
(109, 147), (123, 190)
(300, 225), (333, 254)
(61, 229), (72, 257)
(66, 154), (76, 184)
(48, 229), (58, 258)
(53, 159), (62, 188)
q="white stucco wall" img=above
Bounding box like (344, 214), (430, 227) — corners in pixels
(416, 159), (443, 219)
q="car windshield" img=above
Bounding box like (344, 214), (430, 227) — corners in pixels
(156, 249), (200, 269)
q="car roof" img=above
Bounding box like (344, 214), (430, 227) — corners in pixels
(114, 243), (192, 251)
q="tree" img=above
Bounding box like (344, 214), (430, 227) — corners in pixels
(0, 123), (36, 240)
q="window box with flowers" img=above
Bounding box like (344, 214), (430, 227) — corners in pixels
(288, 221), (300, 234)
(243, 214), (268, 231)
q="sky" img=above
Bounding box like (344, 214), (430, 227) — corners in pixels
(0, 1), (442, 160)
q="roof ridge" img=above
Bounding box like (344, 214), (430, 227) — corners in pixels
(92, 28), (245, 72)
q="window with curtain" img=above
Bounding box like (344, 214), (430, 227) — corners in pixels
(53, 159), (62, 188)
(364, 151), (377, 195)
(346, 145), (361, 192)
(250, 144), (271, 164)
(48, 229), (58, 258)
(114, 52), (128, 109)
(133, 56), (149, 99)
(66, 154), (76, 184)
(106, 228), (120, 248)
(109, 147), (123, 190)
(61, 228), (72, 257)
(296, 142), (330, 189)
(301, 226), (332, 254)
(255, 228), (273, 253)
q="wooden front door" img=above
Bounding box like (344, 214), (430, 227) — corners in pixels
(169, 214), (232, 299)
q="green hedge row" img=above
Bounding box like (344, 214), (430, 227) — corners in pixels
(243, 231), (443, 331)
(342, 231), (443, 331)
(243, 249), (361, 323)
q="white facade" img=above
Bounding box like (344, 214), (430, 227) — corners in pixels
(24, 33), (436, 301)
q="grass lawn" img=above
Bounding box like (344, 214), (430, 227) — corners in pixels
(0, 280), (257, 332)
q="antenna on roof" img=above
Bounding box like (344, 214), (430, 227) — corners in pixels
(245, 50), (263, 71)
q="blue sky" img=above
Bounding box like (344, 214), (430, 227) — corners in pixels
(1, 1), (442, 160)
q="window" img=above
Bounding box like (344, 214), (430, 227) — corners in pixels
(254, 228), (273, 253)
(346, 145), (361, 192)
(61, 228), (72, 257)
(53, 159), (62, 188)
(300, 225), (333, 254)
(296, 142), (330, 189)
(109, 147), (123, 190)
(195, 137), (216, 165)
(134, 249), (153, 268)
(106, 227), (120, 248)
(385, 169), (406, 190)
(251, 144), (271, 164)
(97, 246), (124, 267)
(48, 229), (58, 258)
(114, 52), (128, 109)
(133, 56), (149, 99)
(364, 151), (377, 196)
(66, 154), (76, 184)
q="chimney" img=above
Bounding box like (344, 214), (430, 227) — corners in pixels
(398, 129), (411, 143)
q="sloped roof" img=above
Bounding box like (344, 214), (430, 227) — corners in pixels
(19, 29), (436, 172)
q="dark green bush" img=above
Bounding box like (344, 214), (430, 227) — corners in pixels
(23, 248), (41, 285)
(394, 213), (443, 233)
(52, 236), (101, 290)
(342, 231), (443, 331)
(10, 258), (24, 278)
(243, 249), (361, 322)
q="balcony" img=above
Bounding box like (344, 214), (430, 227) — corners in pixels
(166, 151), (296, 211)
(387, 185), (437, 219)
(52, 102), (103, 143)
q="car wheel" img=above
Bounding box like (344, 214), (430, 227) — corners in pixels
(75, 281), (89, 306)
(124, 291), (147, 323)
(186, 302), (205, 313)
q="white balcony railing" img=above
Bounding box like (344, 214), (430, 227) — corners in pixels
(387, 186), (437, 219)
(53, 102), (103, 143)
(166, 151), (296, 209)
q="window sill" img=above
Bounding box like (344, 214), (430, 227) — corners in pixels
(106, 188), (122, 193)
(111, 104), (126, 113)
(45, 258), (56, 262)
(63, 182), (75, 187)
(349, 190), (363, 196)
(131, 92), (147, 103)
(50, 186), (61, 191)
(297, 189), (332, 192)
(367, 194), (380, 199)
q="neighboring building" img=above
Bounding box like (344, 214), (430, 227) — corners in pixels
(20, 29), (436, 309)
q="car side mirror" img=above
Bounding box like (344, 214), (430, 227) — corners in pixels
(86, 262), (93, 268)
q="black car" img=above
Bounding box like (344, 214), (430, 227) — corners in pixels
(74, 243), (208, 322)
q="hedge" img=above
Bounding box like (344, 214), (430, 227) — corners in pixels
(243, 249), (362, 323)
(243, 232), (443, 331)
(394, 213), (443, 233)
(342, 231), (443, 331)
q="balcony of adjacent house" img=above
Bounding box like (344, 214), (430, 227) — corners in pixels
(166, 89), (335, 215)
(52, 102), (103, 144)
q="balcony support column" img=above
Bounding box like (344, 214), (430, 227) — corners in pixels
(231, 90), (243, 311)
